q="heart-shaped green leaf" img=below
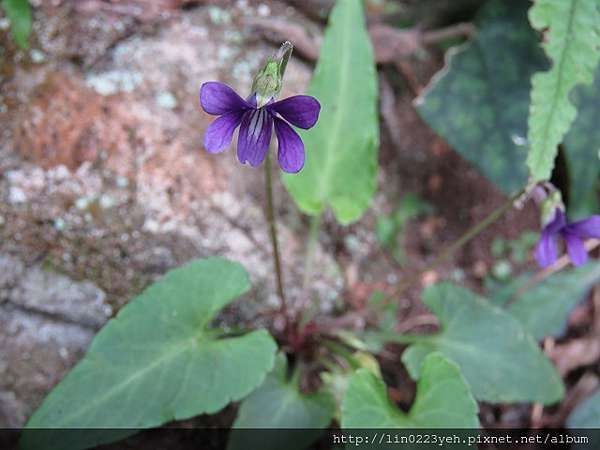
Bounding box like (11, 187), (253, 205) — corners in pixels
(228, 353), (335, 450)
(416, 0), (547, 194)
(341, 352), (479, 428)
(417, 0), (600, 207)
(283, 0), (379, 224)
(22, 258), (277, 450)
(401, 283), (564, 404)
(507, 261), (600, 340)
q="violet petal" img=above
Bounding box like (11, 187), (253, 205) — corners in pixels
(237, 109), (273, 167)
(567, 215), (600, 239)
(200, 82), (251, 115)
(535, 228), (559, 268)
(274, 117), (305, 173)
(203, 110), (244, 153)
(246, 93), (258, 108)
(269, 95), (321, 129)
(564, 233), (588, 266)
(545, 208), (568, 234)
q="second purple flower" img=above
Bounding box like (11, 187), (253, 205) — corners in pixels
(536, 208), (600, 267)
(200, 81), (320, 173)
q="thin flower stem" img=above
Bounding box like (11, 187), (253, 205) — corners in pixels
(264, 153), (289, 330)
(422, 22), (474, 45)
(302, 214), (322, 293)
(382, 187), (527, 304)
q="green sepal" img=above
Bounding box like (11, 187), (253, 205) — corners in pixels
(540, 190), (564, 226)
(251, 41), (293, 107)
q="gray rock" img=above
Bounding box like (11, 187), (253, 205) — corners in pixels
(0, 254), (25, 295)
(0, 254), (110, 427)
(0, 2), (343, 429)
(10, 265), (111, 330)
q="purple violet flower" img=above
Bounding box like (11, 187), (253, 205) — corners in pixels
(199, 81), (320, 173)
(536, 208), (600, 267)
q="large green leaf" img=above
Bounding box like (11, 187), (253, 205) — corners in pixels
(487, 273), (531, 307)
(22, 258), (277, 450)
(507, 261), (600, 340)
(416, 0), (547, 194)
(400, 283), (564, 404)
(568, 390), (600, 428)
(417, 0), (600, 204)
(563, 69), (600, 219)
(526, 0), (600, 183)
(2, 0), (32, 49)
(282, 0), (379, 224)
(341, 353), (479, 428)
(228, 353), (335, 450)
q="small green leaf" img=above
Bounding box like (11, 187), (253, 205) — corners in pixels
(491, 237), (508, 258)
(376, 215), (398, 249)
(416, 0), (547, 194)
(568, 390), (600, 428)
(491, 259), (513, 281)
(401, 283), (564, 404)
(508, 262), (600, 340)
(2, 0), (32, 49)
(283, 0), (379, 224)
(341, 353), (479, 428)
(508, 230), (539, 264)
(22, 258), (277, 450)
(228, 354), (335, 450)
(526, 0), (600, 182)
(376, 194), (433, 263)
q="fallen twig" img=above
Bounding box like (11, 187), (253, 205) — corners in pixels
(247, 17), (474, 65)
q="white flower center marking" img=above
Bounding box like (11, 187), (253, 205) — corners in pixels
(248, 109), (265, 143)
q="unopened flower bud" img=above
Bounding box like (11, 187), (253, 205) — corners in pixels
(251, 41), (293, 108)
(540, 190), (564, 227)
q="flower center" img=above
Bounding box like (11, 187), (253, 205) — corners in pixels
(248, 109), (266, 143)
